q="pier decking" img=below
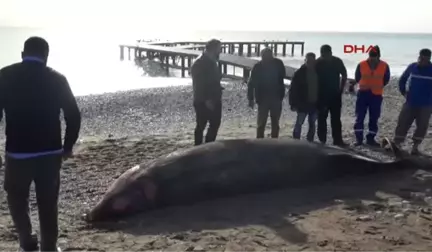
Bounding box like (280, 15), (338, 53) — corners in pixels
(144, 40), (304, 57)
(120, 41), (301, 82)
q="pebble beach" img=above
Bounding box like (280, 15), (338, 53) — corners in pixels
(1, 78), (432, 251)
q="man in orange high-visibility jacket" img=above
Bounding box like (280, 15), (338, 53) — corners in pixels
(350, 46), (390, 146)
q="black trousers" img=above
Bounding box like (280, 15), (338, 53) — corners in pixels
(4, 154), (62, 251)
(317, 96), (343, 144)
(193, 101), (222, 145)
(257, 100), (282, 138)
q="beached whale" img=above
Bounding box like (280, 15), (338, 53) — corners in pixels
(84, 138), (429, 222)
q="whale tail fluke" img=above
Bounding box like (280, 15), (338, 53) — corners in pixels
(381, 137), (405, 160)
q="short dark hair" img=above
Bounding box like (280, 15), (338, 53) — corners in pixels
(306, 52), (316, 58)
(261, 47), (272, 55)
(320, 44), (332, 54)
(205, 39), (221, 51)
(420, 48), (431, 58)
(23, 36), (49, 57)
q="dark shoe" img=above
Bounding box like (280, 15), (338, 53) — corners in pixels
(411, 147), (421, 156)
(334, 141), (348, 147)
(353, 141), (363, 146)
(366, 139), (381, 147)
(19, 234), (38, 252)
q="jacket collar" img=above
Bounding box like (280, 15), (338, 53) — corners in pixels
(22, 56), (45, 64)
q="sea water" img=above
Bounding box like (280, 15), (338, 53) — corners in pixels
(0, 27), (430, 96)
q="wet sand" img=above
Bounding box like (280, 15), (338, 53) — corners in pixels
(1, 80), (432, 251)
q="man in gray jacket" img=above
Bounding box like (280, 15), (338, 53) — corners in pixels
(247, 48), (286, 138)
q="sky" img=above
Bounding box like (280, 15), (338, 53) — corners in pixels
(0, 0), (431, 33)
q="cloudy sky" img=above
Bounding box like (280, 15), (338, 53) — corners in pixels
(0, 0), (430, 33)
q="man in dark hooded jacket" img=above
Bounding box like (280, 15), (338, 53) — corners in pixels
(289, 52), (318, 142)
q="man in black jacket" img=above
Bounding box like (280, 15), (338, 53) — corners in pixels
(247, 48), (286, 138)
(315, 44), (348, 146)
(0, 37), (81, 252)
(191, 39), (223, 145)
(289, 52), (318, 142)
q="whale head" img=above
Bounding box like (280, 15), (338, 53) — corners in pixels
(84, 165), (158, 222)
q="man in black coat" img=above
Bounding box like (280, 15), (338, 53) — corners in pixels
(247, 48), (286, 138)
(289, 52), (319, 142)
(315, 44), (348, 146)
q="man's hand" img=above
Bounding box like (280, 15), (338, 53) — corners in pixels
(63, 150), (73, 160)
(205, 100), (215, 111)
(248, 100), (254, 109)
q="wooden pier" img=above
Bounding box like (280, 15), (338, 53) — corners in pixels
(144, 40), (304, 57)
(120, 42), (299, 82)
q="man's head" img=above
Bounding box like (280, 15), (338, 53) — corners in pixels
(368, 45), (380, 62)
(305, 52), (316, 67)
(418, 48), (431, 67)
(22, 36), (49, 63)
(261, 47), (273, 61)
(320, 44), (332, 59)
(205, 39), (222, 60)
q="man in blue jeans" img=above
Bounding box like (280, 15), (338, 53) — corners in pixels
(289, 52), (318, 142)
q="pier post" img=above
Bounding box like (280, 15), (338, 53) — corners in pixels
(120, 46), (125, 61)
(181, 56), (185, 77)
(187, 57), (192, 76)
(291, 44), (295, 56)
(301, 43), (304, 56)
(247, 44), (252, 57)
(164, 55), (169, 76)
(243, 69), (250, 83)
(257, 44), (261, 56)
(282, 43), (286, 56)
(238, 43), (243, 56)
(273, 43), (278, 55)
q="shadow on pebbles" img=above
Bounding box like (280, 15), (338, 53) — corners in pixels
(0, 134), (431, 251)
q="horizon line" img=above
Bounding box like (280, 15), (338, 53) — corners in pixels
(1, 25), (432, 35)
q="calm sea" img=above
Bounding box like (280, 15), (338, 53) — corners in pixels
(0, 27), (431, 96)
